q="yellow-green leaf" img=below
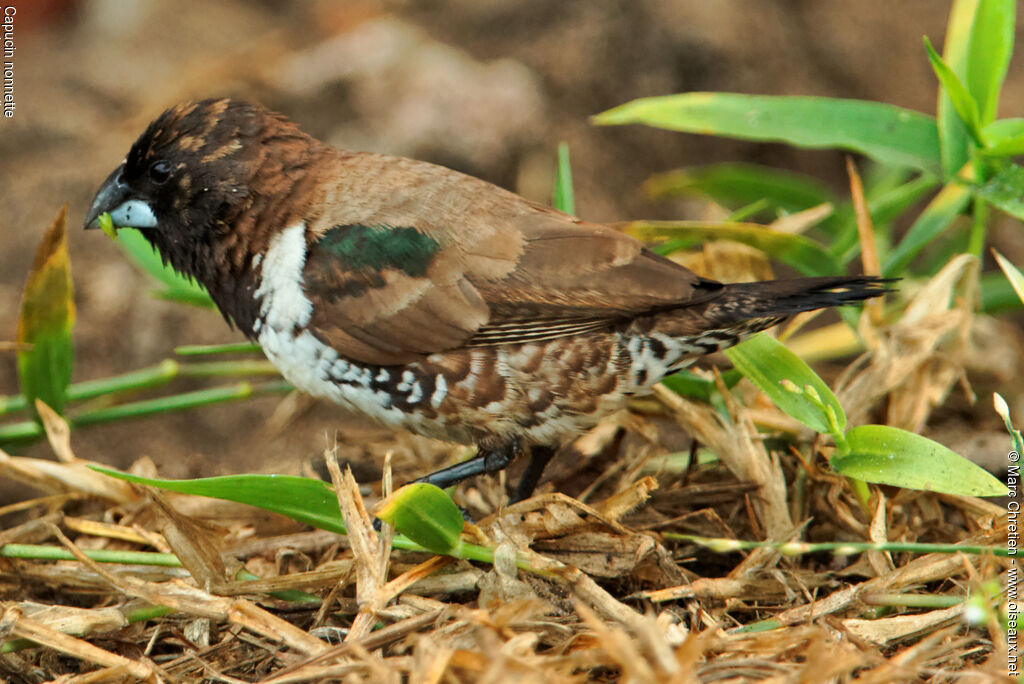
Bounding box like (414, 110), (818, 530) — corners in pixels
(375, 483), (464, 554)
(17, 205), (75, 416)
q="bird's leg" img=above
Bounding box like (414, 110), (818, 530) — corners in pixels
(414, 438), (521, 491)
(511, 445), (558, 503)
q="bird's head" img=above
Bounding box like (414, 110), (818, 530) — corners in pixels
(84, 98), (315, 281)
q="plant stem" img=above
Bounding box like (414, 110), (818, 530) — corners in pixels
(861, 592), (964, 608)
(175, 341), (263, 356)
(72, 381), (289, 427)
(967, 196), (988, 259)
(0, 359), (280, 419)
(126, 604), (176, 623)
(0, 544), (181, 566)
(664, 533), (1010, 557)
(0, 381), (293, 444)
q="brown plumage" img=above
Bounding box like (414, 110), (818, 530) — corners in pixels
(85, 98), (891, 500)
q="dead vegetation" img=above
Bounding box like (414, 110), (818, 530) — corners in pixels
(0, 3), (1019, 682)
(0, 264), (1012, 681)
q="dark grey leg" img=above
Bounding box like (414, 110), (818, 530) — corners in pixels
(414, 439), (521, 491)
(511, 445), (558, 503)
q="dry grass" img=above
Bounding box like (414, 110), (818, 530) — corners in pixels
(0, 228), (1014, 683)
(0, 304), (1013, 682)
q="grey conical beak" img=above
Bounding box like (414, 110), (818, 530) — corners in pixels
(84, 165), (158, 231)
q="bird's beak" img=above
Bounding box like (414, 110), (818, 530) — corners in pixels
(84, 165), (159, 231)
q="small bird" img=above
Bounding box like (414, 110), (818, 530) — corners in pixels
(85, 98), (889, 502)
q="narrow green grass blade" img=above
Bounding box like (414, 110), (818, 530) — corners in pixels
(882, 178), (972, 276)
(965, 0), (1015, 125)
(621, 221), (839, 277)
(553, 142), (575, 216)
(17, 207), (75, 416)
(376, 483), (464, 554)
(831, 174), (940, 265)
(593, 93), (942, 174)
(938, 0), (979, 175)
(112, 225), (215, 308)
(992, 250), (1024, 304)
(724, 333), (845, 435)
(645, 163), (837, 230)
(924, 37), (985, 147)
(835, 425), (1008, 496)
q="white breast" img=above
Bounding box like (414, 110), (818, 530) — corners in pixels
(253, 224), (411, 427)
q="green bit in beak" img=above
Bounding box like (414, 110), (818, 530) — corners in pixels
(98, 212), (118, 240)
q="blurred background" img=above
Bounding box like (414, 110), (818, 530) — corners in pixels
(1, 1), (1022, 489)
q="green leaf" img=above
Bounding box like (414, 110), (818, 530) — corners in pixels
(17, 206), (75, 416)
(90, 468), (349, 534)
(938, 0), (980, 175)
(882, 178), (972, 276)
(375, 483), (464, 554)
(593, 93), (942, 175)
(111, 224), (215, 308)
(620, 220), (841, 277)
(835, 425), (1009, 496)
(88, 467), (507, 564)
(924, 37), (985, 147)
(553, 142), (575, 216)
(644, 163), (835, 218)
(965, 0), (1015, 125)
(724, 333), (845, 435)
(992, 250), (1024, 305)
(831, 174), (940, 266)
(970, 162), (1024, 220)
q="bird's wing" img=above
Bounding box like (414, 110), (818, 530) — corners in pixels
(300, 154), (721, 365)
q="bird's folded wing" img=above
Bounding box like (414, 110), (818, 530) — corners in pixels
(300, 156), (719, 365)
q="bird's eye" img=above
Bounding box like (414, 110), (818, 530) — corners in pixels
(148, 160), (173, 185)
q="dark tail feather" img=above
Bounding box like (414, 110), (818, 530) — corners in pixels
(710, 276), (896, 326)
